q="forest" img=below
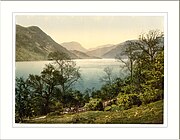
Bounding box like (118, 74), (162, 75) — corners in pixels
(15, 30), (164, 124)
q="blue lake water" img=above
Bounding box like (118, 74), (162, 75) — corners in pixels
(16, 59), (126, 92)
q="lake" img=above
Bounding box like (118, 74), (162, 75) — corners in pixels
(16, 59), (126, 92)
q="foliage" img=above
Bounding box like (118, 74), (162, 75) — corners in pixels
(104, 106), (111, 111)
(100, 67), (114, 85)
(48, 51), (81, 94)
(62, 90), (85, 109)
(110, 104), (121, 112)
(15, 77), (33, 122)
(138, 29), (164, 61)
(50, 102), (63, 113)
(139, 88), (163, 105)
(117, 94), (141, 110)
(84, 98), (103, 111)
(27, 64), (60, 115)
(15, 52), (82, 121)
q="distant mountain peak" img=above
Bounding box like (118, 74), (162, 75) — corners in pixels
(27, 25), (41, 30)
(71, 50), (100, 59)
(88, 44), (114, 51)
(61, 41), (87, 52)
(86, 44), (116, 58)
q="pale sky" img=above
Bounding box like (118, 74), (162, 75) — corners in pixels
(16, 16), (164, 49)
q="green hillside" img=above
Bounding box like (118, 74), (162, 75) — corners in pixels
(24, 100), (163, 124)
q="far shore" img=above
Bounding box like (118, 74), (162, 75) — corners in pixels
(17, 57), (125, 62)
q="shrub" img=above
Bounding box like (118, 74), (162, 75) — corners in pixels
(121, 85), (137, 94)
(84, 98), (103, 111)
(47, 110), (61, 116)
(110, 104), (121, 112)
(104, 104), (122, 112)
(117, 94), (141, 110)
(50, 102), (63, 112)
(104, 106), (111, 111)
(139, 89), (163, 104)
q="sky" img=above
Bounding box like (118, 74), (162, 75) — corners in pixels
(16, 15), (164, 49)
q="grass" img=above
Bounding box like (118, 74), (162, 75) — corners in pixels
(24, 100), (163, 124)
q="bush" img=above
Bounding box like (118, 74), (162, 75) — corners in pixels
(121, 85), (137, 94)
(104, 106), (111, 111)
(104, 104), (121, 112)
(110, 104), (121, 112)
(47, 111), (61, 116)
(117, 94), (141, 110)
(139, 89), (163, 104)
(84, 98), (103, 111)
(50, 102), (63, 112)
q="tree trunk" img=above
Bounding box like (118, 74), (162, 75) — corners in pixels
(130, 59), (133, 85)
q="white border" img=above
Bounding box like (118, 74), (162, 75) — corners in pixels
(0, 1), (179, 139)
(12, 12), (168, 128)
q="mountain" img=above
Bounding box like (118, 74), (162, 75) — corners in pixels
(61, 41), (87, 52)
(102, 42), (127, 58)
(88, 44), (114, 51)
(102, 38), (164, 58)
(102, 40), (143, 58)
(86, 44), (116, 58)
(16, 25), (77, 61)
(71, 50), (100, 59)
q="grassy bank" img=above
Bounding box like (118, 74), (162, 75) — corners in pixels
(23, 100), (163, 124)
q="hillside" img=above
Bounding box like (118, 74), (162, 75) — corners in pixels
(71, 50), (100, 59)
(102, 41), (131, 58)
(88, 44), (114, 51)
(102, 40), (140, 58)
(86, 44), (116, 58)
(103, 38), (164, 58)
(24, 100), (163, 124)
(16, 25), (77, 61)
(61, 41), (87, 52)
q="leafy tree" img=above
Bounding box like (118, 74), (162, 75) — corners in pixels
(138, 50), (164, 104)
(27, 64), (60, 115)
(116, 41), (140, 86)
(62, 90), (84, 110)
(132, 30), (164, 102)
(138, 30), (164, 62)
(15, 77), (32, 122)
(48, 51), (81, 95)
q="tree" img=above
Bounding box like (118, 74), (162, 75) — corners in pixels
(100, 67), (114, 85)
(138, 30), (164, 62)
(136, 30), (164, 86)
(48, 51), (81, 95)
(62, 89), (84, 111)
(116, 41), (140, 90)
(15, 77), (32, 122)
(15, 52), (81, 116)
(27, 64), (62, 115)
(133, 30), (164, 103)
